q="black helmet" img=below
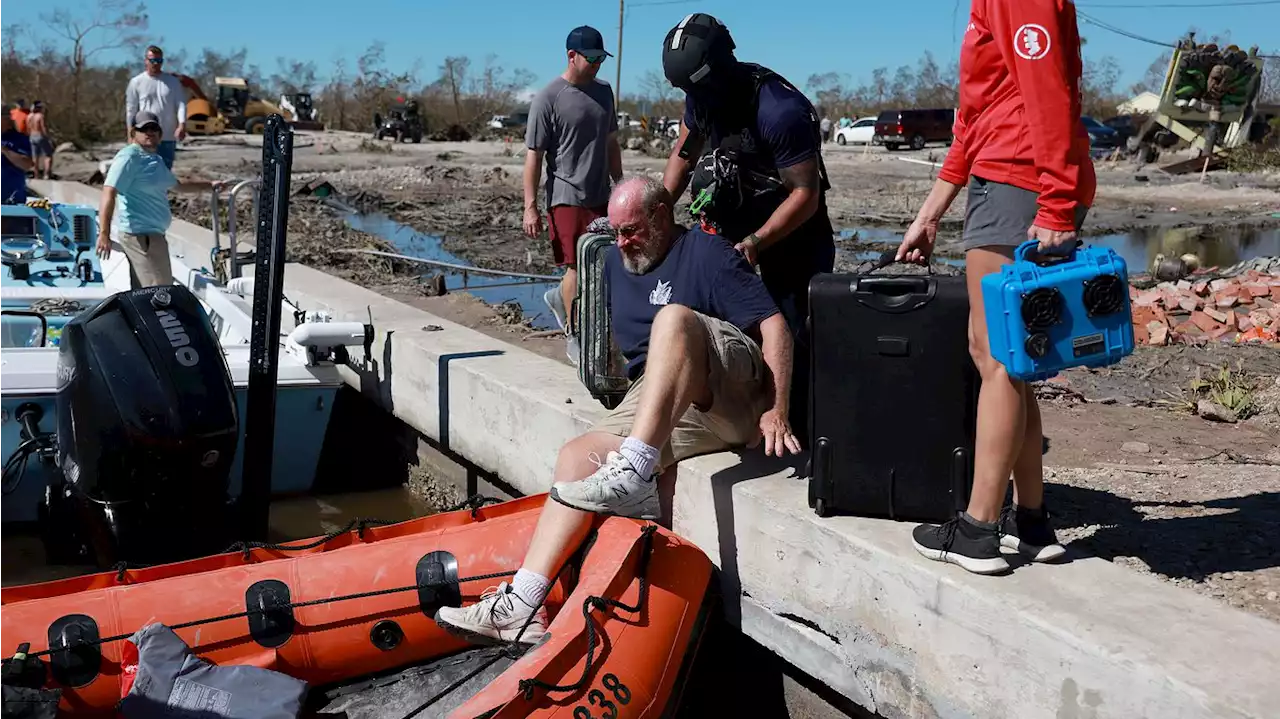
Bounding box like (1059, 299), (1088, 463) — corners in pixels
(662, 13), (736, 92)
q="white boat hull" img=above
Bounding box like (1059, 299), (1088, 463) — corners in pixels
(2, 201), (363, 525)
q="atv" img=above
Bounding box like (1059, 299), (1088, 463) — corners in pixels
(373, 100), (424, 143)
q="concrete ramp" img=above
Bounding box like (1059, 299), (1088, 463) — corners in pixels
(33, 180), (1280, 719)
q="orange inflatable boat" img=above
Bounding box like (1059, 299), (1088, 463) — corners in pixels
(0, 494), (714, 717)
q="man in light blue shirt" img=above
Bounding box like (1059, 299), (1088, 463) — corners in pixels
(97, 111), (224, 289)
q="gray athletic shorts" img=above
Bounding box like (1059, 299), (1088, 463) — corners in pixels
(961, 176), (1089, 252)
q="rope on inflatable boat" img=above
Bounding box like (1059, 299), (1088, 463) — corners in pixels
(22, 495), (516, 660)
(397, 523), (660, 719)
(515, 524), (658, 702)
(20, 566), (521, 661)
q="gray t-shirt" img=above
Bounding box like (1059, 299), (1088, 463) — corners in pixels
(526, 77), (618, 209)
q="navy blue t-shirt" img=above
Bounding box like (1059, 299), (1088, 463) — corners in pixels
(682, 74), (835, 326)
(606, 226), (779, 380)
(1, 130), (31, 205)
(682, 76), (819, 172)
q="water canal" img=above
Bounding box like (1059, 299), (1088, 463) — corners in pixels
(347, 211), (1280, 325)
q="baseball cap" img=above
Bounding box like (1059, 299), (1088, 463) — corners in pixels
(132, 110), (161, 129)
(566, 26), (612, 57)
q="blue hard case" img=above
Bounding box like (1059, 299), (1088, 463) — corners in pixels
(981, 240), (1135, 382)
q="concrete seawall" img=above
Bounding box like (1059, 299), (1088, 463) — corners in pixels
(35, 180), (1280, 719)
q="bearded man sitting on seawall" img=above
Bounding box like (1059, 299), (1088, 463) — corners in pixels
(434, 175), (801, 643)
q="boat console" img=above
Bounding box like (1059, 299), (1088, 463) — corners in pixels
(1, 200), (110, 349)
(0, 201), (98, 283)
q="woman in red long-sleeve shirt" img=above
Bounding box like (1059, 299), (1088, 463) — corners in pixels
(896, 0), (1096, 575)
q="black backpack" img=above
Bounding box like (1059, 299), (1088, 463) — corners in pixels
(685, 64), (830, 233)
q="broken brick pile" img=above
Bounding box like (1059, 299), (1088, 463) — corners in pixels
(1129, 268), (1280, 346)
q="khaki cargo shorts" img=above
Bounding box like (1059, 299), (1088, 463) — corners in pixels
(590, 311), (773, 471)
(118, 232), (174, 290)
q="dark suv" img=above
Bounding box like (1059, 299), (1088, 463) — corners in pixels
(874, 108), (955, 150)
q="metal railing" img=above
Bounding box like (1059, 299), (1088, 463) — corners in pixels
(209, 177), (261, 280)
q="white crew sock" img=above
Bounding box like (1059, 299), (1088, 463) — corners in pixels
(619, 436), (660, 480)
(511, 568), (550, 608)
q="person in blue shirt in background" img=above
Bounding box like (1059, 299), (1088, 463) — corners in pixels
(659, 13), (835, 447)
(1, 114), (34, 204)
(97, 111), (225, 289)
(434, 175), (800, 645)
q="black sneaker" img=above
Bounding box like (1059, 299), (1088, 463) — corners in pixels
(998, 504), (1067, 562)
(912, 514), (1009, 575)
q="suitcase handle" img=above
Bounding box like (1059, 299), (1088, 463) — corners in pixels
(852, 276), (936, 312)
(1014, 239), (1081, 267)
(861, 248), (937, 276)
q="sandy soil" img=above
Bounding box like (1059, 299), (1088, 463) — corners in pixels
(53, 129), (1280, 622)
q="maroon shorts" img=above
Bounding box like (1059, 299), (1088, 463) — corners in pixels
(547, 203), (607, 267)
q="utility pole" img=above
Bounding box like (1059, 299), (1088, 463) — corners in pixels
(616, 0), (624, 109)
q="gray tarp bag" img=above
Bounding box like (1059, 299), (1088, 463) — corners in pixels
(118, 623), (307, 719)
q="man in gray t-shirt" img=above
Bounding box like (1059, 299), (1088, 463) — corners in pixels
(524, 24), (623, 365)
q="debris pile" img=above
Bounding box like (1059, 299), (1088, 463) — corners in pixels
(1170, 39), (1263, 110)
(1129, 268), (1280, 345)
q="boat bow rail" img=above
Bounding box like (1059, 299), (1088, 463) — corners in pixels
(209, 177), (262, 282)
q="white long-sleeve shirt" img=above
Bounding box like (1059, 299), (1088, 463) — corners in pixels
(125, 72), (188, 142)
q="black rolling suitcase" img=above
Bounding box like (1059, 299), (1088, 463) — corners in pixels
(574, 230), (630, 410)
(807, 260), (978, 522)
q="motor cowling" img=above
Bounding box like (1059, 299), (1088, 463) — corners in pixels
(52, 284), (239, 567)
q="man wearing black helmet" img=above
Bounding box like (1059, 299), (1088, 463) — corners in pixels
(659, 12), (834, 444)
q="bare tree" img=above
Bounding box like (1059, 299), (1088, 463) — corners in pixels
(1083, 56), (1124, 117)
(1260, 53), (1280, 105)
(41, 0), (148, 136)
(912, 52), (958, 108)
(0, 23), (25, 101)
(270, 58), (319, 97)
(3, 23), (26, 60)
(438, 56), (469, 124)
(462, 55), (535, 121)
(806, 71), (847, 115)
(189, 47), (251, 91)
(1132, 51), (1173, 96)
(870, 67), (890, 106)
(639, 69), (678, 104)
(320, 55), (350, 130)
(352, 42), (416, 118)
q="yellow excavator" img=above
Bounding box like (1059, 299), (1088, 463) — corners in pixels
(177, 75), (309, 135)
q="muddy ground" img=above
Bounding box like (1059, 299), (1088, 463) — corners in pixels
(53, 130), (1280, 622)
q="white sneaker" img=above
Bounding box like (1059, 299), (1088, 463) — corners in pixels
(550, 451), (660, 519)
(543, 287), (581, 366)
(434, 582), (548, 645)
(543, 287), (568, 331)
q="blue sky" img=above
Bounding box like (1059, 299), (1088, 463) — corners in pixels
(3, 0), (1274, 101)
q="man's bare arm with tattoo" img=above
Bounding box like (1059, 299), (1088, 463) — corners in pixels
(661, 121), (705, 206)
(743, 156), (821, 254)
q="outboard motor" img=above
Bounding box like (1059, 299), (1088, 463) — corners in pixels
(46, 284), (239, 568)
